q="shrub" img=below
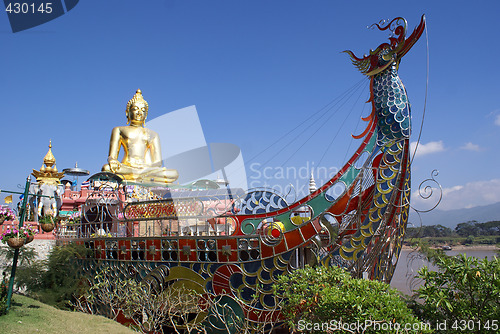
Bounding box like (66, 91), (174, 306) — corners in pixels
(416, 251), (500, 333)
(465, 235), (475, 245)
(33, 244), (89, 309)
(274, 266), (429, 333)
(0, 277), (8, 315)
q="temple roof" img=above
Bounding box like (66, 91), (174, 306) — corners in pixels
(31, 141), (65, 183)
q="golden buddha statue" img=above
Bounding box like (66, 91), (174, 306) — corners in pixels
(102, 89), (179, 184)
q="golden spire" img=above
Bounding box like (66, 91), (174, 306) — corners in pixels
(32, 141), (65, 183)
(43, 140), (57, 171)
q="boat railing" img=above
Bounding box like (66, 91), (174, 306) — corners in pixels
(55, 214), (237, 240)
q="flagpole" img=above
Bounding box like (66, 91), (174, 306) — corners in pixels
(5, 176), (31, 311)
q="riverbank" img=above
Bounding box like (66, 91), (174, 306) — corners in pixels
(392, 247), (498, 295)
(402, 244), (498, 251)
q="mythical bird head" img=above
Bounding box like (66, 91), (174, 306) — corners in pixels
(344, 15), (425, 76)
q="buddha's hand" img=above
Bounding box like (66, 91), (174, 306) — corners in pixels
(108, 159), (121, 173)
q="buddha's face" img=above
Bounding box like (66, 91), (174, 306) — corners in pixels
(128, 102), (147, 125)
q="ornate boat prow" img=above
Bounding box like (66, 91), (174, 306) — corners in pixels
(53, 16), (426, 332)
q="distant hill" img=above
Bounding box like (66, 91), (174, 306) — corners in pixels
(408, 201), (500, 229)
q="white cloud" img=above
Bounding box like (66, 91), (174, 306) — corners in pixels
(495, 114), (500, 126)
(410, 141), (445, 157)
(460, 142), (481, 151)
(412, 179), (500, 211)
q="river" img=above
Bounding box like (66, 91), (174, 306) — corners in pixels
(390, 248), (498, 296)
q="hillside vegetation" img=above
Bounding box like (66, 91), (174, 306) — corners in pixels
(0, 294), (134, 334)
(406, 220), (500, 246)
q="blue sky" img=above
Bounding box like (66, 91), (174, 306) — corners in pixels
(1, 0), (499, 214)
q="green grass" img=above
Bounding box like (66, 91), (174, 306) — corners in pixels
(0, 294), (135, 334)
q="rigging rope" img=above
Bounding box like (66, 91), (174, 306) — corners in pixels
(316, 79), (370, 168)
(245, 79), (364, 165)
(242, 78), (367, 170)
(410, 20), (430, 166)
(278, 79), (369, 168)
(229, 24), (428, 187)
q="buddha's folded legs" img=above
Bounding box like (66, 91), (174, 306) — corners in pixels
(101, 163), (179, 183)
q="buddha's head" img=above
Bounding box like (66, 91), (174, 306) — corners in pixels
(126, 89), (149, 125)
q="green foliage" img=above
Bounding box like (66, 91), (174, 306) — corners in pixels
(274, 266), (429, 333)
(44, 244), (88, 287)
(455, 220), (500, 237)
(15, 260), (46, 291)
(0, 244), (38, 267)
(406, 221), (500, 241)
(1, 243), (90, 310)
(415, 249), (500, 333)
(407, 225), (453, 238)
(431, 225), (452, 237)
(0, 245), (44, 309)
(38, 215), (54, 224)
(35, 243), (90, 309)
(0, 277), (7, 316)
(406, 221), (500, 248)
(455, 221), (480, 237)
(465, 235), (475, 245)
(479, 220), (500, 234)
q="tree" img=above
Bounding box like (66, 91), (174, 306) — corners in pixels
(455, 221), (480, 237)
(433, 225), (452, 237)
(477, 221), (500, 235)
(406, 225), (453, 238)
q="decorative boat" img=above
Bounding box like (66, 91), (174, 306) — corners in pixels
(56, 15), (426, 332)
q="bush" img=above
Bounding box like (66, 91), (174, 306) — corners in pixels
(34, 244), (89, 309)
(415, 251), (500, 333)
(465, 235), (475, 245)
(0, 277), (7, 315)
(274, 266), (429, 333)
